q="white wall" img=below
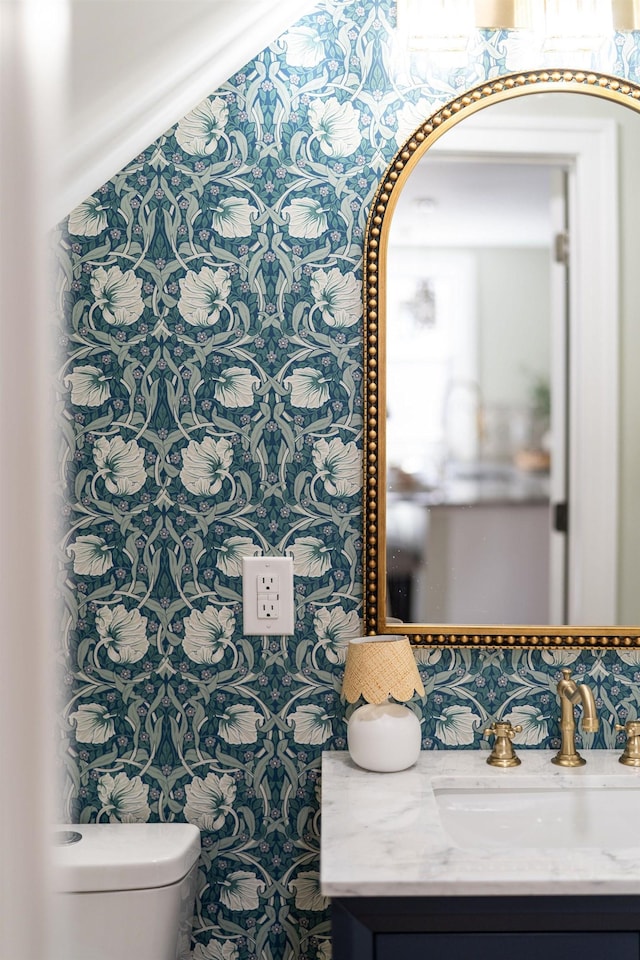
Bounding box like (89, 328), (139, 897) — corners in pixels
(0, 4), (64, 957)
(56, 0), (318, 223)
(478, 246), (551, 411)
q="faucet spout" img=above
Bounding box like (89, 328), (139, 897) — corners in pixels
(575, 683), (599, 733)
(551, 669), (599, 767)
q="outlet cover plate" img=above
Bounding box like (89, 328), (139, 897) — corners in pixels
(242, 556), (295, 635)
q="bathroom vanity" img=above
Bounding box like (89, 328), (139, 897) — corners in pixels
(321, 751), (640, 960)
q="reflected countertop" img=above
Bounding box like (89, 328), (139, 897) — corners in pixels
(388, 462), (550, 508)
(320, 750), (640, 898)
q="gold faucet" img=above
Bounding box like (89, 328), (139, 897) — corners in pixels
(551, 668), (599, 767)
(616, 720), (640, 767)
(484, 721), (522, 767)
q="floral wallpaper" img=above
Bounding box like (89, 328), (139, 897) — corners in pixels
(56, 2), (640, 958)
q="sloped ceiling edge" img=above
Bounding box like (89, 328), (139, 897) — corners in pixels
(55, 0), (318, 224)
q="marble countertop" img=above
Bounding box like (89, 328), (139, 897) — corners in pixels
(321, 750), (640, 898)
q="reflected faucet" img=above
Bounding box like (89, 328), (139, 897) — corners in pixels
(551, 668), (599, 767)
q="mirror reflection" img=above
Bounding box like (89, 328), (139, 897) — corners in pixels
(383, 90), (640, 630)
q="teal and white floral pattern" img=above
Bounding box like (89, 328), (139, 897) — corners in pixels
(218, 704), (263, 744)
(309, 267), (362, 327)
(69, 703), (116, 744)
(215, 536), (260, 576)
(312, 437), (361, 496)
(57, 2), (640, 958)
(282, 197), (329, 239)
(89, 265), (145, 326)
(176, 98), (230, 157)
(178, 267), (233, 327)
(289, 704), (334, 745)
(65, 365), (112, 406)
(180, 437), (234, 496)
(68, 196), (109, 237)
(505, 705), (549, 746)
(288, 536), (333, 577)
(284, 368), (331, 408)
(219, 871), (265, 911)
(290, 871), (328, 912)
(308, 98), (361, 158)
(97, 772), (151, 823)
(184, 773), (237, 831)
(93, 436), (147, 495)
(182, 605), (236, 664)
(95, 604), (149, 664)
(67, 535), (113, 577)
(193, 940), (239, 960)
(313, 605), (360, 664)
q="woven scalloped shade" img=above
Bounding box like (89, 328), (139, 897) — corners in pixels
(342, 635), (425, 704)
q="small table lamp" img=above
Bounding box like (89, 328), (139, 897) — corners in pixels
(342, 635), (425, 772)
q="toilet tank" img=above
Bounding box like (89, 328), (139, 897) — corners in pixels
(50, 823), (201, 960)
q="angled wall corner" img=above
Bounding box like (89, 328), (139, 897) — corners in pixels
(55, 0), (319, 224)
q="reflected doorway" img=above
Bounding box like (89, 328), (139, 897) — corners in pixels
(384, 101), (619, 626)
(386, 157), (570, 625)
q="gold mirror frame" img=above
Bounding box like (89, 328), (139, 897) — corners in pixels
(363, 69), (640, 649)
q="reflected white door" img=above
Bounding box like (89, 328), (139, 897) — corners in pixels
(549, 168), (570, 623)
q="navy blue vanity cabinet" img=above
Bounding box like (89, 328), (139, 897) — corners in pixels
(332, 896), (640, 960)
(376, 933), (638, 959)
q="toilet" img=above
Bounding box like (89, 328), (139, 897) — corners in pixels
(50, 823), (201, 960)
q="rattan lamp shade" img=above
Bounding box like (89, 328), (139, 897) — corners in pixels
(342, 635), (425, 704)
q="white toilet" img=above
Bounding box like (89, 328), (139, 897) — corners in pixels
(51, 823), (201, 960)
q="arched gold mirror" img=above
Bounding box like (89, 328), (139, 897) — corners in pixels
(364, 69), (640, 649)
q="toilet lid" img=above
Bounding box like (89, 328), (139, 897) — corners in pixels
(51, 823), (201, 893)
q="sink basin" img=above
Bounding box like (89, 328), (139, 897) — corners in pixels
(433, 778), (640, 850)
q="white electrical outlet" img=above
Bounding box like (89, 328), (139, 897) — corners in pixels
(258, 598), (278, 619)
(242, 556), (295, 635)
(258, 574), (279, 593)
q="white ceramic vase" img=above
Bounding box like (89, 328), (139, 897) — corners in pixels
(347, 700), (421, 772)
